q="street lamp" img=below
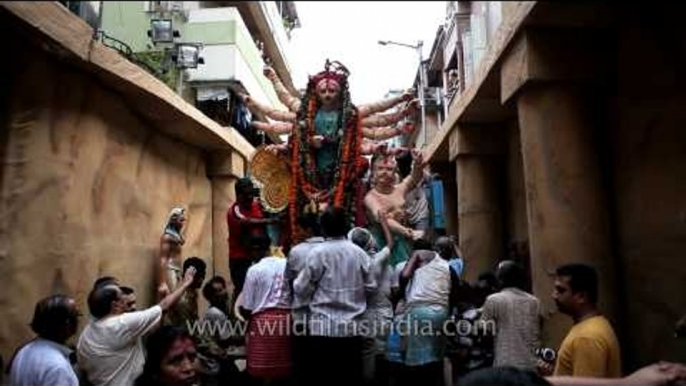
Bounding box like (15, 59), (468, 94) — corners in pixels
(378, 39), (427, 148)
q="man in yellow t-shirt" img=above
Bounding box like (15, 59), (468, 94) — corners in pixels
(551, 263), (621, 378)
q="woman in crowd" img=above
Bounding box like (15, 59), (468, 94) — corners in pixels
(136, 326), (200, 386)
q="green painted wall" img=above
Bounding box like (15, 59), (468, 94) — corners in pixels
(234, 19), (274, 97)
(99, 2), (281, 107)
(101, 1), (187, 52)
(182, 21), (236, 45)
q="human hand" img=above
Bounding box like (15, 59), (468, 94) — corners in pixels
(406, 99), (420, 112)
(182, 266), (197, 287)
(398, 122), (415, 135)
(621, 362), (686, 386)
(411, 149), (424, 167)
(310, 135), (324, 149)
(374, 142), (389, 156)
(263, 65), (277, 80)
(157, 283), (170, 298)
(536, 359), (554, 376)
(265, 144), (287, 155)
(401, 90), (414, 102)
(386, 146), (409, 158)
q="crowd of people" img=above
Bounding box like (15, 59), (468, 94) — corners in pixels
(3, 171), (686, 386)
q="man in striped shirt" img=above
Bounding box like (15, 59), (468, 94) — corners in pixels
(294, 208), (377, 386)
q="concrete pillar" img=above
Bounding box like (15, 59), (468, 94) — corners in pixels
(207, 150), (245, 283)
(456, 154), (503, 281)
(517, 84), (617, 347)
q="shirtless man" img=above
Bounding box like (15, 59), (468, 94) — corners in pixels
(364, 150), (427, 267)
(158, 207), (186, 299)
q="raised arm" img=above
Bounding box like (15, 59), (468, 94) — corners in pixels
(159, 267), (195, 311)
(361, 100), (418, 127)
(400, 150), (427, 194)
(360, 140), (407, 156)
(263, 65), (301, 112)
(239, 93), (296, 122)
(361, 140), (382, 156)
(251, 120), (294, 135)
(362, 122), (415, 141)
(358, 90), (414, 117)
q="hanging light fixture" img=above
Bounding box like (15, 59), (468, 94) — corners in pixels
(173, 43), (205, 69)
(147, 19), (179, 44)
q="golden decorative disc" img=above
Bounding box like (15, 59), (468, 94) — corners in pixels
(249, 145), (291, 212)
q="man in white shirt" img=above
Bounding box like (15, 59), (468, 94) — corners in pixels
(8, 294), (81, 386)
(283, 212), (324, 331)
(294, 208), (377, 386)
(238, 233), (291, 383)
(282, 212), (323, 385)
(77, 267), (196, 386)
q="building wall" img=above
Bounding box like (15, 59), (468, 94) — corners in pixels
(429, 2), (686, 370)
(609, 10), (686, 367)
(184, 7), (282, 108)
(101, 3), (282, 108)
(259, 1), (295, 74)
(0, 45), (213, 359)
(101, 1), (166, 52)
(504, 119), (528, 247)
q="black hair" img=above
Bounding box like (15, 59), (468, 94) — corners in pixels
(434, 236), (454, 258)
(235, 177), (254, 196)
(93, 276), (117, 289)
(555, 263), (599, 304)
(183, 257), (207, 274)
(458, 367), (551, 386)
(320, 208), (349, 238)
(30, 294), (76, 340)
(135, 326), (194, 386)
(497, 260), (527, 291)
(412, 238), (434, 252)
(202, 276), (227, 302)
(478, 272), (498, 288)
(87, 284), (121, 319)
(120, 286), (135, 295)
(298, 212), (322, 236)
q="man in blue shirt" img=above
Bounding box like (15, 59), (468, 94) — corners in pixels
(8, 294), (81, 386)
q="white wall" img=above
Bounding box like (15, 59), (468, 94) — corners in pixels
(259, 1), (294, 74)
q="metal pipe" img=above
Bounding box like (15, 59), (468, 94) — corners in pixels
(378, 39), (427, 147)
(417, 41), (427, 148)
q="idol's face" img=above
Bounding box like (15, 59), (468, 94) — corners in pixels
(316, 79), (341, 107)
